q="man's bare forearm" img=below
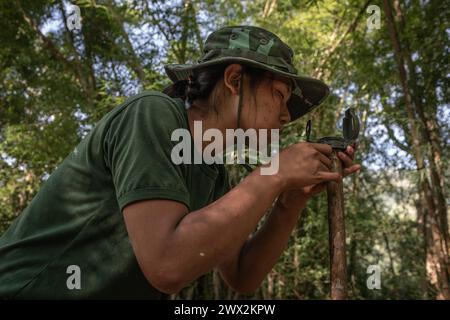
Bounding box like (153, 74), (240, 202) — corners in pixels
(162, 167), (285, 289)
(219, 196), (308, 294)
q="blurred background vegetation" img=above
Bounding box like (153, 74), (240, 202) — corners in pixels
(0, 0), (448, 299)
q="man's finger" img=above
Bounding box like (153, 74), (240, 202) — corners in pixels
(310, 182), (327, 194)
(346, 146), (355, 160)
(317, 171), (342, 182)
(318, 153), (332, 169)
(338, 151), (353, 168)
(310, 143), (333, 155)
(343, 165), (361, 177)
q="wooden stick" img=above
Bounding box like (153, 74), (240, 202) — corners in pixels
(327, 149), (347, 300)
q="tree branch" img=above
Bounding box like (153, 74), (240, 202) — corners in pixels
(313, 0), (371, 79)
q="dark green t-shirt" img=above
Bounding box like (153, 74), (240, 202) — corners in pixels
(0, 91), (231, 299)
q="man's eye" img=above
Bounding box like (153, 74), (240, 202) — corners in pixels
(278, 91), (284, 100)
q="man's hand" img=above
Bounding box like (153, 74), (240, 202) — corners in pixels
(277, 145), (361, 213)
(217, 145), (360, 295)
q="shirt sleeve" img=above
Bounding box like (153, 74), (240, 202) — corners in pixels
(104, 94), (190, 212)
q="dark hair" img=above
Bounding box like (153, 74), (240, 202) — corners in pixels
(163, 64), (268, 112)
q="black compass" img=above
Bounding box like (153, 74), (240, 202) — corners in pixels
(306, 108), (360, 150)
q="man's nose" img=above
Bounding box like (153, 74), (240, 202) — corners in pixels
(280, 104), (291, 125)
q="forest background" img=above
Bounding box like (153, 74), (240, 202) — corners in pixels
(0, 0), (448, 299)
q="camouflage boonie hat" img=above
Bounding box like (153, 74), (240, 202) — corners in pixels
(164, 26), (329, 121)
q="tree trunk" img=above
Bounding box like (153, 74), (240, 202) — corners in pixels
(383, 0), (450, 299)
(392, 0), (449, 254)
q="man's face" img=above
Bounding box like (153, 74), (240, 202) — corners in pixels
(240, 73), (293, 138)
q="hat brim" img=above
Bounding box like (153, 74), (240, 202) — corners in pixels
(164, 57), (329, 121)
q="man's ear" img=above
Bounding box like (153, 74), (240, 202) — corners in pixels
(223, 64), (242, 95)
